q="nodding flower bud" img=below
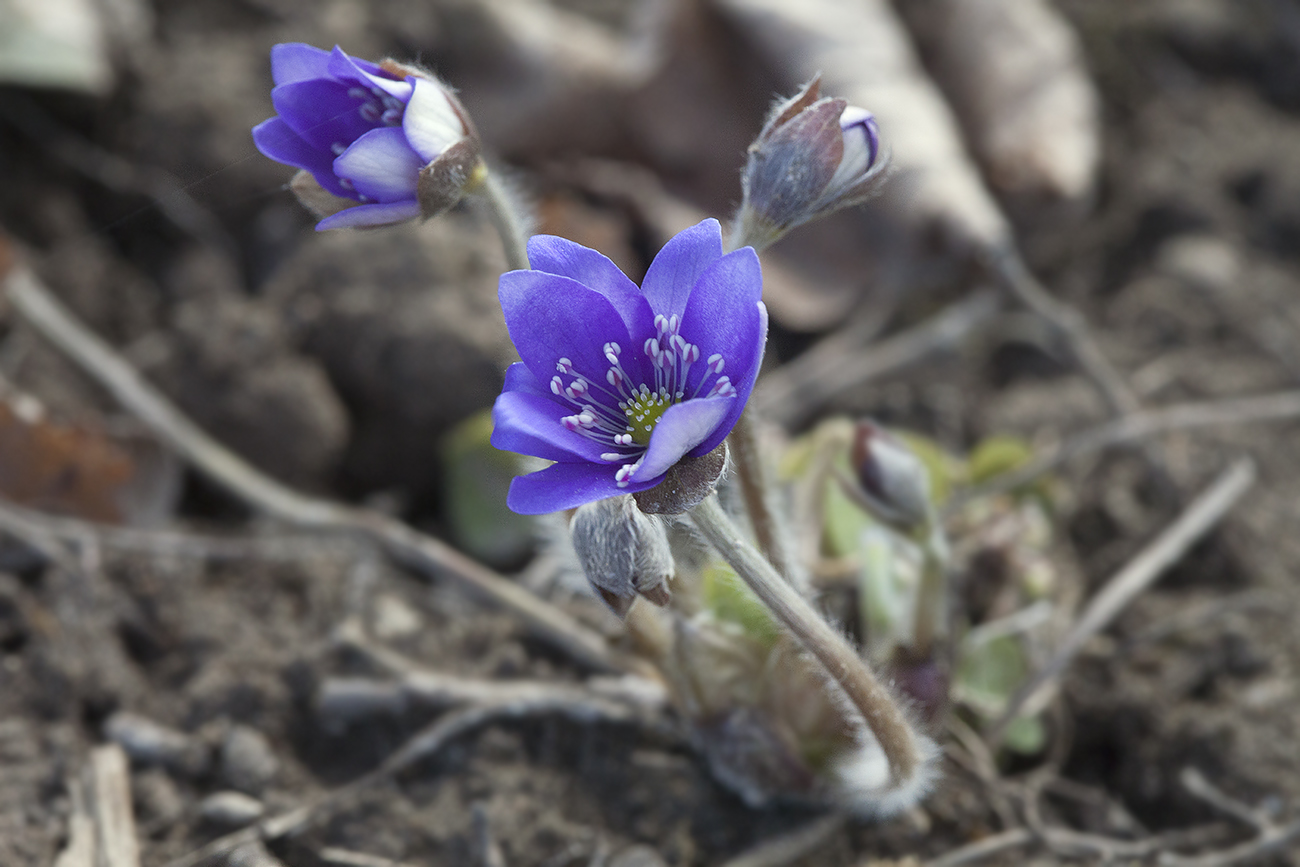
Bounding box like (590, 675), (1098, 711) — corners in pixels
(253, 43), (483, 231)
(848, 422), (933, 534)
(569, 495), (675, 617)
(733, 76), (887, 251)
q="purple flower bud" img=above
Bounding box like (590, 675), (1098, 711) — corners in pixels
(252, 44), (482, 231)
(491, 219), (767, 514)
(734, 76), (888, 250)
(850, 422), (932, 533)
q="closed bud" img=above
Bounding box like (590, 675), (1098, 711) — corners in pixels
(733, 76), (888, 250)
(849, 422), (933, 534)
(570, 495), (674, 617)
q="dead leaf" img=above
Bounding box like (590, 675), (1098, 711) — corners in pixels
(899, 0), (1101, 208)
(0, 386), (177, 525)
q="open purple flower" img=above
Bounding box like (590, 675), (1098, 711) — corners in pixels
(492, 219), (768, 515)
(252, 43), (481, 231)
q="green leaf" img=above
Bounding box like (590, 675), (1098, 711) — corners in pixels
(701, 560), (782, 648)
(441, 410), (535, 567)
(1002, 715), (1046, 755)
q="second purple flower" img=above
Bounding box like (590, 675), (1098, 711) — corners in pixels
(492, 219), (768, 514)
(252, 43), (480, 230)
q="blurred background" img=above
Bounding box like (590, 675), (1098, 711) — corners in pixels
(1, 0), (1299, 864)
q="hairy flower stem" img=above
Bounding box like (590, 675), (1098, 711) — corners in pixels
(912, 528), (949, 658)
(690, 494), (926, 791)
(723, 231), (797, 585)
(477, 168), (530, 272)
(729, 412), (799, 585)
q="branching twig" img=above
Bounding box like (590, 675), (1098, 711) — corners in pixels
(2, 262), (620, 674)
(986, 458), (1257, 743)
(716, 813), (847, 867)
(923, 829), (1033, 867)
(985, 244), (1137, 419)
(950, 391), (1300, 511)
(164, 690), (655, 867)
(755, 291), (1002, 426)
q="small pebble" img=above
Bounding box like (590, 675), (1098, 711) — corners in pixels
(221, 725), (279, 795)
(200, 790), (265, 827)
(104, 712), (208, 776)
(371, 592), (423, 639)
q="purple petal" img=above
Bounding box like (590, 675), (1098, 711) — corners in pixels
(527, 235), (654, 343)
(499, 271), (636, 401)
(506, 462), (660, 515)
(327, 46), (412, 99)
(501, 362), (553, 400)
(693, 300), (766, 455)
(680, 247), (764, 396)
(272, 79), (376, 154)
(270, 43), (332, 86)
(333, 127), (423, 202)
(402, 77), (463, 163)
(491, 390), (616, 464)
(639, 218), (723, 320)
(634, 397), (732, 479)
(252, 117), (353, 199)
(315, 200), (420, 230)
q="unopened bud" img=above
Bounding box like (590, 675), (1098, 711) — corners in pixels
(570, 495), (674, 617)
(848, 422), (933, 533)
(734, 76), (887, 250)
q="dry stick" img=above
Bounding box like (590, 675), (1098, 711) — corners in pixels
(163, 692), (653, 867)
(3, 265), (619, 675)
(90, 744), (141, 867)
(951, 391), (1300, 511)
(716, 813), (847, 867)
(689, 494), (929, 798)
(1160, 769), (1300, 867)
(0, 495), (356, 562)
(923, 828), (1034, 867)
(984, 243), (1137, 419)
(986, 458), (1257, 744)
(755, 290), (1002, 426)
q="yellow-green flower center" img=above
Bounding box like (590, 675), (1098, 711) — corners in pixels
(624, 389), (673, 446)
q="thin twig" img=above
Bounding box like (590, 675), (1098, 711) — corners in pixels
(689, 494), (933, 808)
(715, 813), (847, 867)
(923, 828), (1033, 867)
(3, 263), (620, 674)
(0, 496), (357, 562)
(755, 291), (1002, 426)
(90, 745), (141, 867)
(985, 244), (1137, 419)
(164, 693), (656, 867)
(951, 391), (1300, 511)
(986, 458), (1257, 743)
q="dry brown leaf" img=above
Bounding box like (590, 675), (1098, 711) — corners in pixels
(899, 0), (1100, 208)
(0, 387), (177, 526)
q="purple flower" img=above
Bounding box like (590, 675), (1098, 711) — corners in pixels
(252, 43), (480, 231)
(491, 219), (768, 515)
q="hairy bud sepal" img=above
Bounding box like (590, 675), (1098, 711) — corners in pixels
(733, 76), (888, 251)
(570, 495), (675, 617)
